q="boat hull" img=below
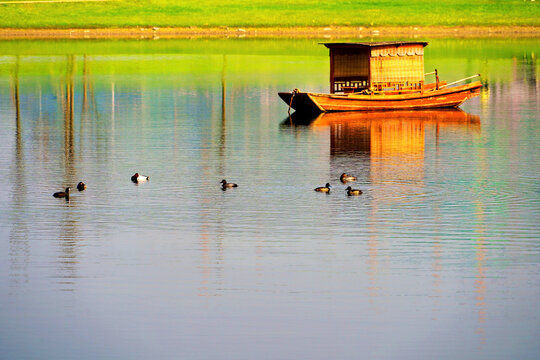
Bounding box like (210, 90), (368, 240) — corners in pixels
(279, 81), (482, 113)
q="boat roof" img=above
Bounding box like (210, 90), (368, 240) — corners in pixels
(322, 41), (428, 49)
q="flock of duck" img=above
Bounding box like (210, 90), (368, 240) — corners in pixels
(52, 173), (150, 200)
(53, 172), (362, 200)
(314, 173), (363, 196)
(52, 181), (86, 199)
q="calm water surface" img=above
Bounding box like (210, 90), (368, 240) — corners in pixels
(0, 38), (539, 359)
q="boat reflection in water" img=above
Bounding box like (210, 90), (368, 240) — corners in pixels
(282, 109), (481, 187)
(282, 109), (480, 153)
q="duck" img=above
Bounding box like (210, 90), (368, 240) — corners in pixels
(346, 186), (363, 196)
(220, 179), (238, 188)
(53, 187), (70, 199)
(131, 173), (149, 183)
(314, 183), (331, 193)
(340, 173), (357, 183)
(77, 182), (86, 191)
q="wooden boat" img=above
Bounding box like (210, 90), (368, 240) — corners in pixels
(279, 83), (482, 112)
(279, 42), (482, 113)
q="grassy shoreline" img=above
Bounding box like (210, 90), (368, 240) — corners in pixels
(0, 0), (538, 30)
(0, 26), (539, 39)
(0, 0), (538, 39)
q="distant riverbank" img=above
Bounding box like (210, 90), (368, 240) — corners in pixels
(1, 26), (539, 39)
(0, 0), (537, 39)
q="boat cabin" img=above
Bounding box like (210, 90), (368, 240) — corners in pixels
(323, 42), (429, 94)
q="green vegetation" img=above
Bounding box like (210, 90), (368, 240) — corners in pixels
(0, 0), (538, 28)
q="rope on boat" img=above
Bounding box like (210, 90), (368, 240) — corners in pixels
(288, 88), (300, 115)
(439, 74), (481, 89)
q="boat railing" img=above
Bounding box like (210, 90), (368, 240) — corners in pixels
(369, 81), (424, 95)
(333, 78), (369, 93)
(340, 81), (425, 95)
(334, 70), (476, 95)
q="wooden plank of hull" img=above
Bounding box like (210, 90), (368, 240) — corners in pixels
(280, 81), (482, 113)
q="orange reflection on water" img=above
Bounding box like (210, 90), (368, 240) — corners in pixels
(290, 109), (482, 313)
(309, 109), (480, 154)
(474, 202), (488, 347)
(309, 109), (480, 188)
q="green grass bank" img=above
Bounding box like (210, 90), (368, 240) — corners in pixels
(0, 0), (538, 29)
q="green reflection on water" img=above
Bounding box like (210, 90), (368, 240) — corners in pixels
(0, 38), (538, 82)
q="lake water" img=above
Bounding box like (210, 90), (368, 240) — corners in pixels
(0, 38), (539, 359)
